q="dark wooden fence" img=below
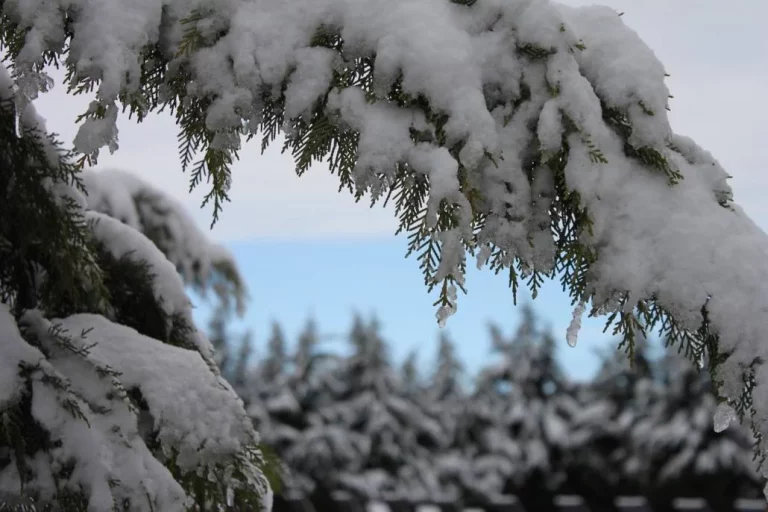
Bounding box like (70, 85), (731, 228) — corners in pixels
(272, 492), (768, 512)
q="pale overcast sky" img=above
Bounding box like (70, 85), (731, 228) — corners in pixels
(24, 0), (768, 378)
(33, 0), (768, 241)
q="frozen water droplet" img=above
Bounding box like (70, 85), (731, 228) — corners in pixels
(566, 301), (586, 348)
(713, 402), (736, 433)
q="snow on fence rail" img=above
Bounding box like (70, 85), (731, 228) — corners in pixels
(271, 494), (768, 512)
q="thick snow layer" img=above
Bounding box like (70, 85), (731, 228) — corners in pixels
(81, 169), (246, 314)
(53, 314), (256, 470)
(4, 309), (190, 511)
(86, 213), (193, 324)
(85, 210), (219, 361)
(4, 0), (768, 487)
(0, 305), (42, 408)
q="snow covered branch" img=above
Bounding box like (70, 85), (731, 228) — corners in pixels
(0, 64), (272, 509)
(82, 169), (247, 315)
(2, 0), (768, 494)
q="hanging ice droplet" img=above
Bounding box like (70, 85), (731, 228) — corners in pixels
(566, 301), (587, 348)
(713, 402), (737, 433)
(436, 284), (458, 328)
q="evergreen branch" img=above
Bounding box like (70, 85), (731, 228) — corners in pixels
(517, 43), (557, 61)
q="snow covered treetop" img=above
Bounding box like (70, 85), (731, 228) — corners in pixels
(2, 0), (768, 493)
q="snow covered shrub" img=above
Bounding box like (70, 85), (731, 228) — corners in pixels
(0, 70), (271, 510)
(2, 0), (768, 495)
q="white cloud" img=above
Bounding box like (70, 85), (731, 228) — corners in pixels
(30, 0), (767, 241)
(33, 75), (399, 241)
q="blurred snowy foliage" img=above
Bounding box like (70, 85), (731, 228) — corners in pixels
(216, 305), (761, 511)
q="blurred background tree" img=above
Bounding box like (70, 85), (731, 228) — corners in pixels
(212, 304), (763, 512)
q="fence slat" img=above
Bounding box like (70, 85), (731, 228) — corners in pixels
(485, 495), (527, 512)
(615, 496), (653, 512)
(368, 501), (393, 512)
(672, 498), (711, 512)
(553, 495), (591, 512)
(734, 498), (766, 512)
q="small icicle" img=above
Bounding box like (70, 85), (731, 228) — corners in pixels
(566, 300), (587, 348)
(436, 284), (458, 328)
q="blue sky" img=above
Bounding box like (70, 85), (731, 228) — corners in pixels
(196, 238), (624, 381)
(30, 0), (767, 382)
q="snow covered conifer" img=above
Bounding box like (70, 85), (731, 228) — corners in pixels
(248, 320), (337, 501)
(207, 304), (234, 376)
(246, 322), (300, 454)
(567, 338), (656, 503)
(429, 332), (465, 403)
(466, 305), (576, 508)
(424, 331), (465, 469)
(4, 0), (768, 489)
(293, 316), (442, 502)
(292, 319), (321, 386)
(261, 322), (289, 385)
(0, 72), (271, 510)
(230, 330), (254, 397)
(401, 351), (421, 397)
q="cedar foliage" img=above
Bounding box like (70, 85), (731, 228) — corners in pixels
(0, 82), (271, 510)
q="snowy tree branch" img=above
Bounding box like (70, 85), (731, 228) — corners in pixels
(2, 0), (767, 491)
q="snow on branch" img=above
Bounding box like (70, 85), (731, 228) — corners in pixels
(82, 169), (247, 315)
(0, 63), (272, 509)
(53, 313), (258, 472)
(2, 0), (768, 491)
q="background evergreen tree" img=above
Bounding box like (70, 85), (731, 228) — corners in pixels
(632, 351), (761, 511)
(262, 322), (288, 385)
(330, 315), (408, 496)
(245, 322), (308, 499)
(230, 330), (254, 399)
(228, 310), (763, 511)
(429, 331), (465, 403)
(462, 305), (575, 510)
(296, 316), (442, 503)
(423, 332), (470, 503)
(400, 351), (421, 398)
(566, 337), (656, 508)
(208, 304), (233, 377)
